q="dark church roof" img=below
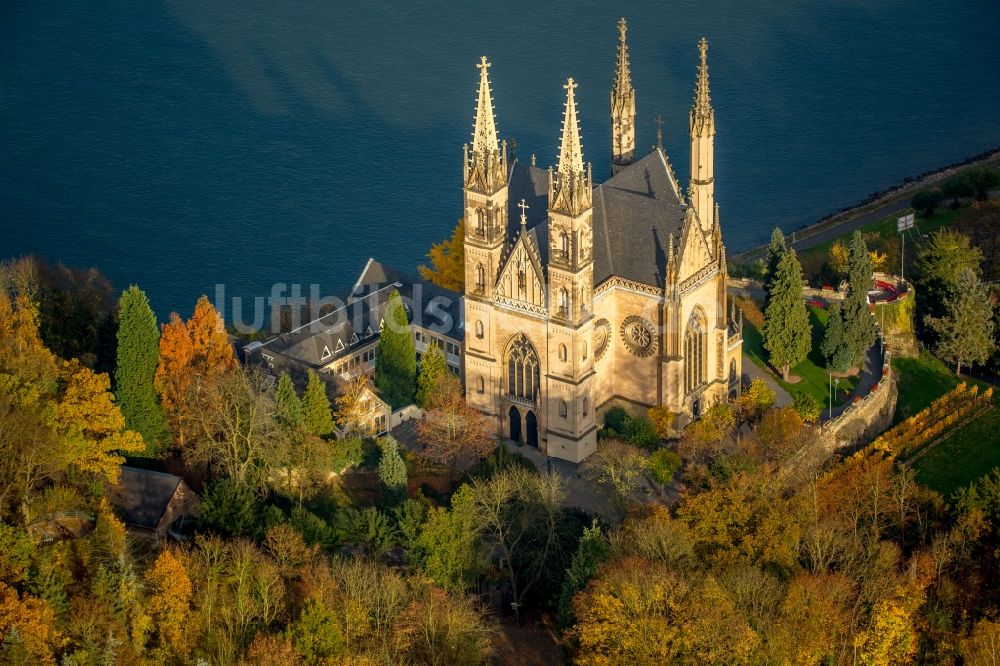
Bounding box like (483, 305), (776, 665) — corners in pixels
(115, 467), (186, 530)
(506, 148), (687, 289)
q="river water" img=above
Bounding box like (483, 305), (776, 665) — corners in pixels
(2, 0), (998, 318)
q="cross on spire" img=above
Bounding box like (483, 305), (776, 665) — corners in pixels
(518, 199), (529, 225)
(614, 17), (632, 94)
(557, 77), (584, 175)
(653, 114), (664, 150)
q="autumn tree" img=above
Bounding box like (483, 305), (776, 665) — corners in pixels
(418, 220), (465, 292)
(468, 467), (565, 623)
(762, 250), (812, 380)
(415, 340), (448, 409)
(187, 368), (286, 490)
(755, 406), (805, 460)
(828, 240), (850, 276)
(581, 439), (647, 519)
(333, 373), (376, 438)
(0, 581), (58, 665)
(301, 369), (334, 438)
(145, 549), (193, 658)
(374, 290), (417, 408)
(683, 402), (736, 461)
(417, 373), (493, 469)
(925, 267), (996, 375)
(114, 285), (168, 454)
(154, 295), (236, 447)
(736, 378), (776, 424)
(647, 405), (676, 439)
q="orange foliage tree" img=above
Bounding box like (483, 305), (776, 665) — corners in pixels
(155, 296), (236, 447)
(416, 373), (493, 469)
(145, 549), (193, 657)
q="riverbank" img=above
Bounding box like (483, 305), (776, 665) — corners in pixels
(732, 146), (1000, 263)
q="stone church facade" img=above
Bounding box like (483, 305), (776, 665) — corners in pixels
(462, 20), (743, 462)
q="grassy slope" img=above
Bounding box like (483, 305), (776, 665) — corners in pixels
(892, 352), (1000, 496)
(742, 305), (858, 407)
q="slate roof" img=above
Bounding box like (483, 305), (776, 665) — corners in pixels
(115, 467), (185, 530)
(506, 148), (687, 289)
(257, 259), (464, 369)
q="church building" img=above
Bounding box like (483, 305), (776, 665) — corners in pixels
(462, 20), (743, 462)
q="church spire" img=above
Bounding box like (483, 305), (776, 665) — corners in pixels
(550, 78), (592, 217)
(688, 38), (716, 232)
(691, 37), (714, 135)
(557, 78), (584, 175)
(472, 56), (498, 155)
(611, 18), (636, 175)
(464, 56), (507, 194)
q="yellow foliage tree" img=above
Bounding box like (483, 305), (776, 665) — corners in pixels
(829, 240), (850, 276)
(853, 581), (925, 665)
(145, 549), (193, 657)
(418, 220), (465, 292)
(870, 249), (888, 272)
(647, 405), (676, 439)
(55, 360), (144, 483)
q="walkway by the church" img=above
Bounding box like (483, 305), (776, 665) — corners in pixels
(501, 440), (662, 522)
(741, 352), (793, 408)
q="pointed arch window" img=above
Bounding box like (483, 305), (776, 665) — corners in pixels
(685, 309), (706, 393)
(475, 263), (486, 292)
(560, 231), (570, 260)
(505, 334), (540, 404)
(477, 376), (485, 394)
(475, 320), (484, 339)
(583, 396), (589, 416)
(475, 208), (485, 235)
(558, 343), (567, 362)
(558, 288), (570, 317)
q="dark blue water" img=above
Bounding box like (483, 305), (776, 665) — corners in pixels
(2, 1), (998, 319)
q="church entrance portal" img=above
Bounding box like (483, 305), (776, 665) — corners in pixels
(526, 411), (538, 448)
(509, 406), (522, 443)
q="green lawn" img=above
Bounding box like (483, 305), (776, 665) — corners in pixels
(742, 305), (858, 407)
(892, 352), (1000, 496)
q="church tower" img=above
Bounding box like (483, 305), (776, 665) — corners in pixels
(689, 38), (715, 232)
(610, 18), (636, 176)
(546, 78), (597, 459)
(463, 56), (508, 301)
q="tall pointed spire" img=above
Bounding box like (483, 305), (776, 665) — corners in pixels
(614, 18), (632, 97)
(688, 37), (716, 232)
(557, 78), (584, 175)
(611, 18), (636, 175)
(465, 56), (507, 194)
(691, 38), (714, 133)
(472, 56), (499, 155)
(550, 79), (591, 217)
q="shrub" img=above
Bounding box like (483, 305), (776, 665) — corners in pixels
(646, 449), (682, 485)
(604, 405), (630, 432)
(792, 393), (822, 422)
(289, 506), (338, 550)
(623, 414), (659, 450)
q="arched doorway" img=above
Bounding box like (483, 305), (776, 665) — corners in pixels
(509, 406), (522, 443)
(526, 411), (538, 448)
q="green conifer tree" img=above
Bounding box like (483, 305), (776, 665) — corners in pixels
(821, 302), (854, 373)
(557, 521), (609, 630)
(415, 340), (448, 408)
(842, 230), (877, 363)
(301, 369), (334, 437)
(114, 285), (168, 455)
(764, 227), (788, 297)
(275, 372), (304, 430)
(762, 251), (812, 380)
(377, 435), (408, 509)
(926, 268), (996, 375)
(374, 290), (417, 408)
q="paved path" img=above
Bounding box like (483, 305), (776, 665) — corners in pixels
(741, 353), (793, 407)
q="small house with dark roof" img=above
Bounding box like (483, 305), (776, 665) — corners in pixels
(113, 466), (197, 537)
